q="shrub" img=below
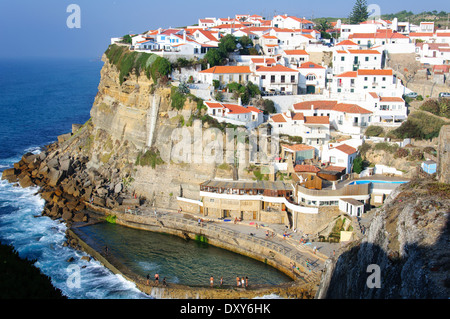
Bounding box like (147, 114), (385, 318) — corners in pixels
(352, 155), (364, 173)
(171, 86), (187, 110)
(394, 147), (409, 158)
(374, 142), (398, 153)
(392, 111), (446, 139)
(135, 149), (164, 168)
(104, 44), (172, 85)
(365, 125), (384, 137)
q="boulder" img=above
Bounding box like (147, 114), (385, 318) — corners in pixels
(92, 196), (106, 207)
(60, 158), (74, 176)
(114, 182), (123, 194)
(72, 212), (86, 223)
(47, 157), (59, 169)
(62, 210), (73, 221)
(47, 168), (63, 187)
(18, 174), (33, 188)
(22, 152), (37, 164)
(1, 168), (18, 183)
(57, 132), (72, 144)
(72, 124), (83, 134)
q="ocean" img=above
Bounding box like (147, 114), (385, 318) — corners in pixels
(0, 58), (150, 299)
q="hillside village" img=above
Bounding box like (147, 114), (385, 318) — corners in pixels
(109, 11), (449, 238)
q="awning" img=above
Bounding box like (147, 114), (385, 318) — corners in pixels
(394, 115), (406, 120)
(380, 115), (393, 120)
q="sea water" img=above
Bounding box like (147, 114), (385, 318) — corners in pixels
(0, 58), (288, 299)
(0, 58), (149, 298)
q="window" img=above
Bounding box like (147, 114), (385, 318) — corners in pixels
(306, 74), (316, 81)
(291, 75), (296, 83)
(341, 57), (345, 61)
(281, 75), (285, 83)
(364, 77), (368, 81)
(365, 57), (369, 61)
(261, 75), (266, 80)
(382, 77), (386, 81)
(271, 75), (275, 83)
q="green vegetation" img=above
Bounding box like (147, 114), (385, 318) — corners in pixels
(419, 99), (450, 119)
(349, 0), (369, 24)
(352, 155), (364, 174)
(121, 34), (132, 44)
(135, 148), (164, 168)
(374, 142), (399, 153)
(364, 125), (384, 137)
(255, 98), (276, 114)
(381, 10), (450, 28)
(104, 44), (172, 85)
(201, 34), (237, 68)
(170, 85), (187, 110)
(106, 214), (117, 224)
(0, 243), (66, 299)
(391, 111), (446, 140)
(226, 81), (260, 105)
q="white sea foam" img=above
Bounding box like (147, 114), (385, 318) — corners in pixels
(0, 176), (151, 299)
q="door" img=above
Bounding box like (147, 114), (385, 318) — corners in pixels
(306, 85), (315, 94)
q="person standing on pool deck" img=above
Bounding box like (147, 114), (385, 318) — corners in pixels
(155, 273), (159, 284)
(210, 276), (214, 287)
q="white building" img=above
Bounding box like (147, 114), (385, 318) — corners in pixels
(297, 61), (327, 94)
(204, 101), (264, 129)
(332, 49), (383, 75)
(272, 15), (314, 30)
(199, 66), (252, 88)
(282, 49), (310, 68)
(254, 64), (299, 95)
(321, 143), (358, 174)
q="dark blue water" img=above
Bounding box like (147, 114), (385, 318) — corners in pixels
(0, 58), (150, 298)
(0, 59), (288, 299)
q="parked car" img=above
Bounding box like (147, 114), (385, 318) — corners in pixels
(439, 92), (450, 98)
(405, 92), (418, 98)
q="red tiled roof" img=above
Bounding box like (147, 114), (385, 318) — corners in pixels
(256, 65), (298, 72)
(222, 104), (251, 114)
(299, 62), (325, 69)
(293, 100), (337, 110)
(304, 116), (329, 124)
(294, 164), (320, 173)
(205, 101), (224, 109)
(281, 144), (315, 152)
(357, 69), (392, 76)
(337, 71), (357, 77)
(246, 106), (263, 113)
(333, 143), (357, 155)
(336, 40), (357, 46)
(200, 66), (251, 74)
(270, 113), (287, 123)
(284, 49), (309, 55)
(348, 49), (381, 54)
(379, 96), (404, 102)
(323, 165), (346, 172)
(292, 112), (305, 121)
(333, 103), (372, 114)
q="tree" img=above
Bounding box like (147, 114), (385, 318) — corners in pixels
(204, 48), (223, 67)
(352, 155), (364, 174)
(219, 34), (237, 53)
(349, 0), (369, 24)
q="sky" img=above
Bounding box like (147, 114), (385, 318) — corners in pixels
(0, 0), (448, 59)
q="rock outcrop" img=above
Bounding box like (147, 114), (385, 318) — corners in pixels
(437, 124), (450, 184)
(316, 176), (450, 298)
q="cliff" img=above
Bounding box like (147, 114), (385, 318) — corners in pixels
(315, 126), (450, 298)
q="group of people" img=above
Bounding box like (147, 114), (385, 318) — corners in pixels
(208, 276), (249, 289)
(147, 273), (167, 286)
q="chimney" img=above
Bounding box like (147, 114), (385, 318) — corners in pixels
(311, 104), (314, 111)
(238, 97), (242, 105)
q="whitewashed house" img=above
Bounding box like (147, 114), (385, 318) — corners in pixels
(199, 66), (252, 88)
(282, 49), (310, 68)
(272, 15), (315, 30)
(321, 143), (358, 174)
(253, 64), (299, 95)
(204, 101), (264, 129)
(297, 61), (327, 94)
(332, 49), (383, 75)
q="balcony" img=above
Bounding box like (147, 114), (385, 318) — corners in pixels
(352, 122), (368, 127)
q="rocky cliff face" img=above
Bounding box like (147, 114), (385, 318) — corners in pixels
(316, 175), (450, 299)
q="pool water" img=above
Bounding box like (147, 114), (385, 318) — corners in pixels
(75, 222), (293, 287)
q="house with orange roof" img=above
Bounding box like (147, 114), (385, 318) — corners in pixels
(260, 34), (280, 55)
(204, 101), (264, 129)
(199, 65), (253, 87)
(297, 61), (327, 94)
(332, 68), (404, 97)
(198, 18), (216, 28)
(280, 143), (316, 165)
(272, 15), (314, 30)
(268, 111), (330, 152)
(364, 92), (407, 123)
(332, 48), (382, 75)
(254, 64), (299, 95)
(192, 29), (220, 46)
(321, 142), (358, 174)
(282, 49), (310, 67)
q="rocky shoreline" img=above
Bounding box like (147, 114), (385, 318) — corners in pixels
(1, 135), (318, 299)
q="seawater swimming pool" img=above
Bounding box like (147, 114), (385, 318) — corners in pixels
(349, 180), (408, 185)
